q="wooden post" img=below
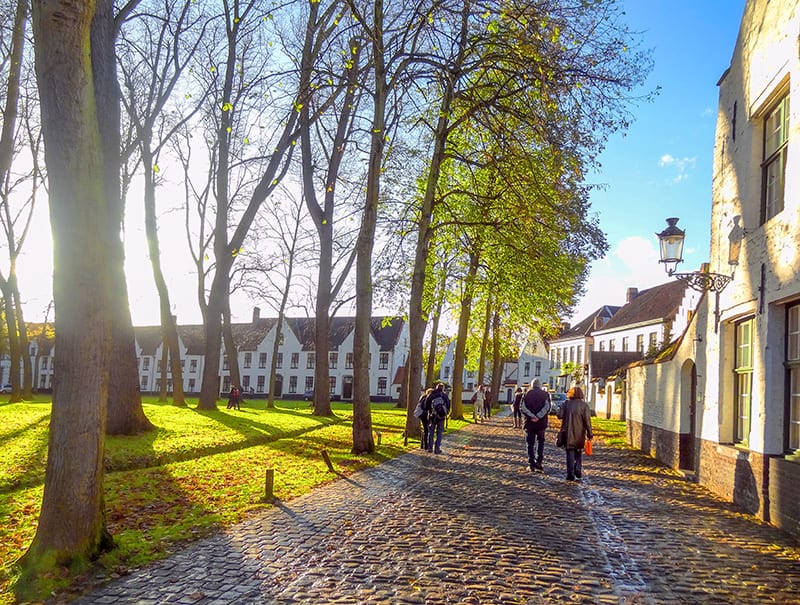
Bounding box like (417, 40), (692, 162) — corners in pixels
(321, 450), (335, 472)
(265, 468), (274, 501)
(375, 430), (382, 445)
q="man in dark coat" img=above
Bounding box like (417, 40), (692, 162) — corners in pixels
(521, 379), (551, 471)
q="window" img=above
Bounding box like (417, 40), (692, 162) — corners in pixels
(535, 361), (541, 376)
(242, 375), (250, 389)
(188, 378), (195, 391)
(260, 352), (268, 368)
(329, 352), (338, 369)
(257, 375), (265, 393)
(762, 94), (789, 223)
(275, 353), (282, 369)
(305, 376), (314, 391)
(577, 346), (582, 364)
(329, 377), (336, 394)
(648, 332), (657, 351)
(291, 353), (299, 369)
(345, 352), (353, 369)
(244, 352), (252, 368)
(221, 377), (231, 392)
(278, 332), (285, 345)
(734, 317), (754, 445)
(609, 340), (616, 352)
(549, 350), (555, 369)
(143, 357), (150, 371)
(140, 377), (148, 390)
(289, 376), (297, 393)
(599, 342), (605, 352)
(223, 356), (229, 371)
(190, 359), (197, 373)
(524, 362), (530, 377)
(622, 337), (629, 352)
(378, 377), (387, 395)
(444, 366), (451, 380)
(569, 347), (575, 362)
(41, 357), (49, 370)
(636, 334), (644, 354)
(379, 352), (389, 370)
(787, 305), (800, 451)
(307, 352), (315, 369)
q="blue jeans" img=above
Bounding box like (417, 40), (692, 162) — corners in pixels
(566, 448), (584, 479)
(427, 417), (445, 452)
(525, 427), (546, 467)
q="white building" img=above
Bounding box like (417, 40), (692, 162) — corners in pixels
(625, 0), (800, 540)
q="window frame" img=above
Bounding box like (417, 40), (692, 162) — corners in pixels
(786, 304), (800, 452)
(761, 93), (789, 223)
(734, 317), (755, 446)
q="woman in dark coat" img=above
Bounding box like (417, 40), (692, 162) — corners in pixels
(558, 386), (593, 481)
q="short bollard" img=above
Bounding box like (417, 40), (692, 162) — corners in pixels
(265, 468), (274, 502)
(321, 449), (335, 472)
(375, 430), (382, 445)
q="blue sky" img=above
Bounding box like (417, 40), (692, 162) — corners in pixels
(568, 0), (747, 323)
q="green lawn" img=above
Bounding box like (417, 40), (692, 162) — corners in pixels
(0, 397), (470, 603)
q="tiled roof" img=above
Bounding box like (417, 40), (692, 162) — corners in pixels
(371, 316), (405, 351)
(178, 325), (206, 355)
(134, 326), (164, 355)
(552, 306), (620, 342)
(231, 318), (277, 350)
(590, 351), (643, 380)
(599, 281), (688, 331)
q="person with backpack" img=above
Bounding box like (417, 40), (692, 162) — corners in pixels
(521, 379), (551, 471)
(414, 388), (434, 449)
(425, 382), (450, 454)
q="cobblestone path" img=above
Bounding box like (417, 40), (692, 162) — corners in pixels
(70, 411), (800, 604)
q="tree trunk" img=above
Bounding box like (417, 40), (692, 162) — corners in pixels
(22, 0), (116, 581)
(478, 296), (491, 385)
(1, 279), (21, 400)
(451, 252), (479, 420)
(142, 137), (184, 405)
(198, 281), (224, 409)
(159, 342), (169, 401)
(352, 1), (387, 455)
(490, 308), (503, 407)
(223, 295), (240, 393)
(12, 281), (34, 399)
(405, 2), (469, 439)
(425, 269), (446, 389)
(266, 313), (284, 409)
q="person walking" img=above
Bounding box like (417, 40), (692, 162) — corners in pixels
(521, 379), (551, 472)
(483, 386), (492, 419)
(425, 383), (451, 454)
(415, 388), (433, 450)
(512, 387), (524, 428)
(473, 385), (486, 423)
(558, 385), (593, 481)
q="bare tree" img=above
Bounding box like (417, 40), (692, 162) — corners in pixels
(118, 0), (209, 406)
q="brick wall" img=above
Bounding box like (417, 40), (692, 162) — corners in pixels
(627, 420), (681, 469)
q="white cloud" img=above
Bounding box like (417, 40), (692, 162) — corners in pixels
(658, 153), (697, 184)
(567, 236), (666, 323)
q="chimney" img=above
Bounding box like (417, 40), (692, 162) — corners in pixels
(252, 307), (261, 322)
(626, 287), (639, 303)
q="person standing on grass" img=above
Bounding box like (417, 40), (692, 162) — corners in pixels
(425, 383), (450, 454)
(557, 385), (593, 481)
(521, 379), (551, 472)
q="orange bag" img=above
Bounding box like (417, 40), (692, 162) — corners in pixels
(584, 439), (593, 455)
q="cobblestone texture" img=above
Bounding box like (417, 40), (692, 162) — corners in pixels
(67, 411), (800, 604)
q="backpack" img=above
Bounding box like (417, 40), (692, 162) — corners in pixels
(430, 395), (447, 420)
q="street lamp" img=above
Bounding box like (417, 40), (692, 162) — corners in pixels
(656, 217), (732, 330)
